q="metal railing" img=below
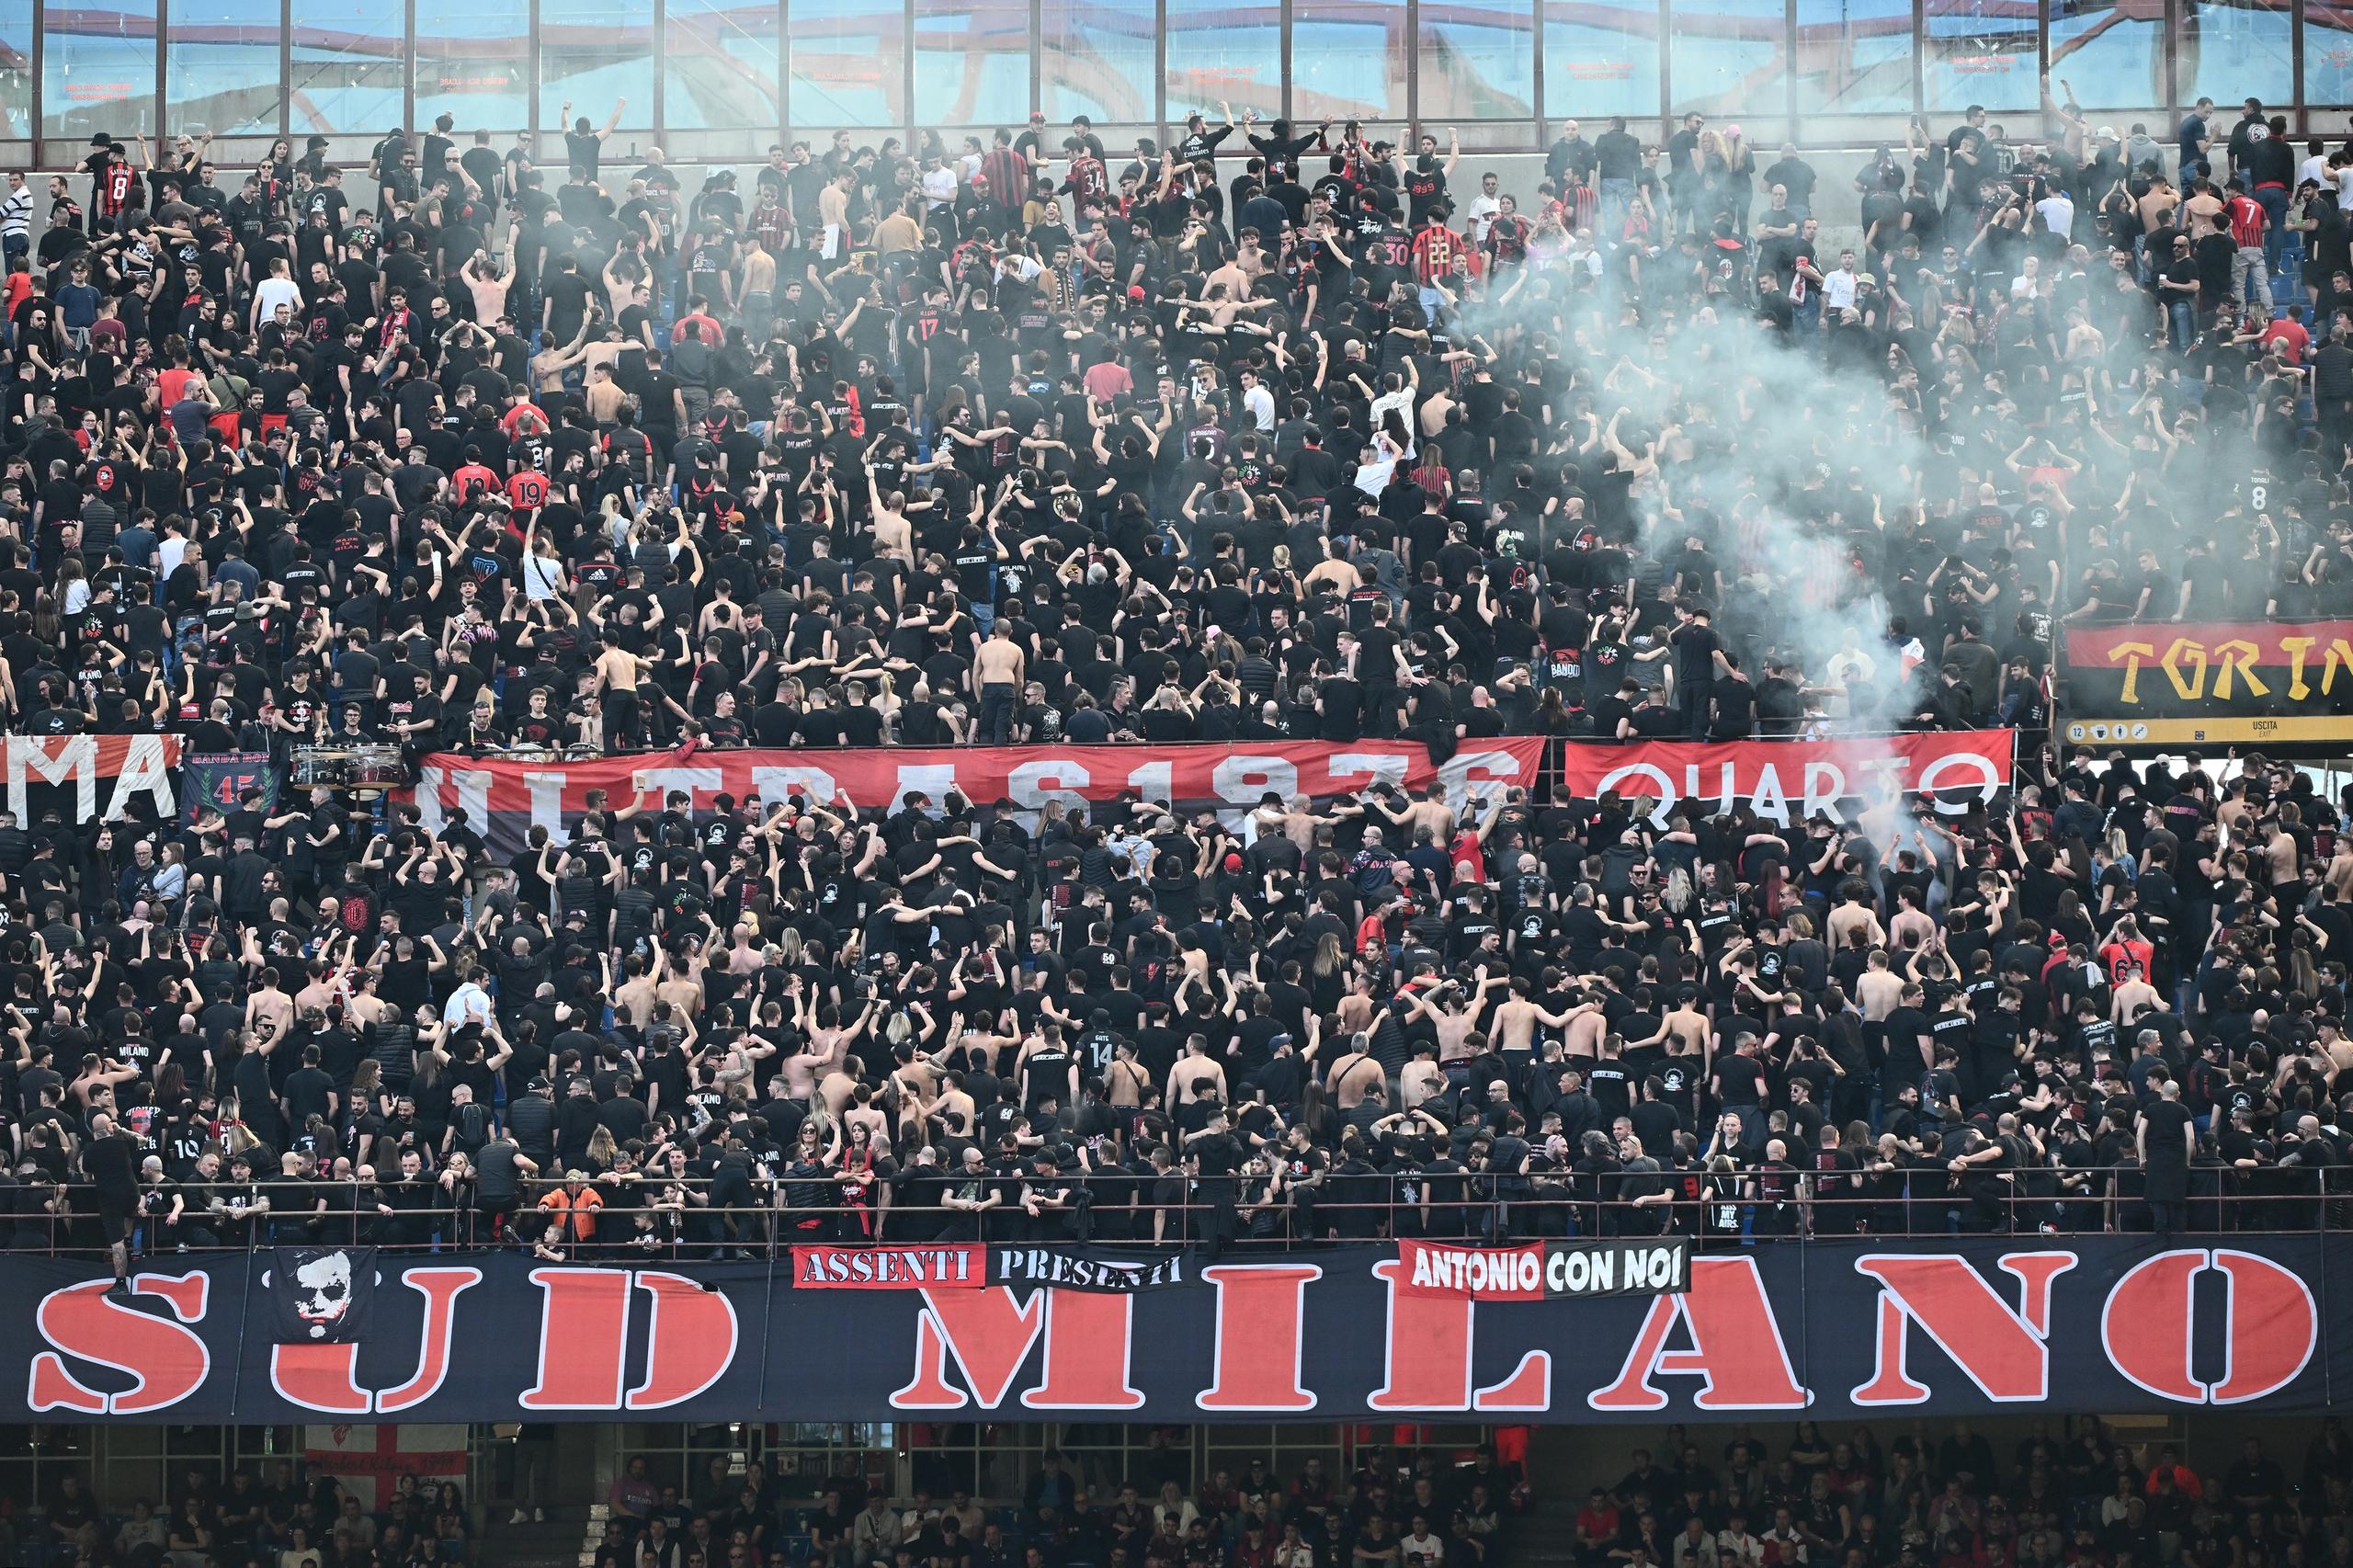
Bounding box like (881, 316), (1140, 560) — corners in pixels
(29, 1164), (2344, 1260)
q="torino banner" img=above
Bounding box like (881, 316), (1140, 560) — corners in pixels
(2062, 619), (2353, 748)
(11, 1240), (2341, 1424)
(1555, 732), (2014, 827)
(407, 740), (1548, 857)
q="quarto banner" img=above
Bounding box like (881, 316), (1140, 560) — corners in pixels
(405, 739), (1549, 858)
(1553, 732), (2015, 827)
(2061, 619), (2353, 748)
(13, 1239), (2341, 1424)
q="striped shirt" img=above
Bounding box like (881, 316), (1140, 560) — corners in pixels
(0, 185), (29, 243)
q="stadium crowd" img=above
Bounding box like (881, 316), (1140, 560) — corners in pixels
(1, 86), (2352, 1291)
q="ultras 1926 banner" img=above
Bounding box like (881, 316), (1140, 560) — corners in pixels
(14, 1240), (2341, 1423)
(404, 740), (1548, 858)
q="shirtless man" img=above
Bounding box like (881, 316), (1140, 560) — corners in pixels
(972, 623), (1026, 746)
(613, 953), (660, 1030)
(244, 966), (295, 1046)
(584, 361), (629, 423)
(462, 249), (517, 324)
(866, 470), (914, 562)
(1491, 981), (1597, 1056)
(1326, 1033), (1387, 1108)
(1402, 973), (1505, 1066)
(655, 951), (706, 1021)
(1375, 783), (1458, 846)
(591, 639), (653, 748)
(1105, 1038), (1151, 1108)
(1165, 1033), (1228, 1108)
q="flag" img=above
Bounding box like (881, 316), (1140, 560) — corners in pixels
(303, 1425), (469, 1511)
(270, 1246), (377, 1343)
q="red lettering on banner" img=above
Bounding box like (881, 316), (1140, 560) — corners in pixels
(1199, 1265), (1320, 1411)
(629, 1272), (740, 1409)
(1363, 1260), (1554, 1413)
(891, 1288), (1141, 1411)
(1850, 1253), (2075, 1404)
(1368, 1259), (1475, 1410)
(520, 1268), (632, 1410)
(2104, 1249), (2317, 1405)
(1589, 1257), (1809, 1410)
(270, 1267), (482, 1415)
(29, 1273), (210, 1415)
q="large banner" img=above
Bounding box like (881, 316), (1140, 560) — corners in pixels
(14, 1240), (2342, 1423)
(407, 739), (1549, 857)
(2062, 620), (2353, 748)
(1555, 732), (2014, 827)
(3, 733), (180, 823)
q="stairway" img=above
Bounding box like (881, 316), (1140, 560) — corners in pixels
(1514, 1432), (1594, 1567)
(479, 1502), (604, 1568)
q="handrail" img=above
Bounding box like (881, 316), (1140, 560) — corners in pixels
(31, 1162), (2343, 1258)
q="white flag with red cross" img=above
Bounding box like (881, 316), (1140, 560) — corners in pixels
(301, 1425), (469, 1511)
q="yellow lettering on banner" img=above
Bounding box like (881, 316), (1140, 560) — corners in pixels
(2322, 642), (2353, 696)
(2283, 638), (2317, 700)
(2108, 642), (2154, 706)
(2158, 638), (2208, 702)
(2211, 642), (2270, 700)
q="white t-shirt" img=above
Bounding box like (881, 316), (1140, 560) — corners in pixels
(2035, 192), (2075, 240)
(254, 276), (303, 323)
(1821, 268), (1858, 311)
(1464, 192), (1502, 244)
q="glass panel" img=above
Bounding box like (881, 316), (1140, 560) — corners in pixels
(1668, 0), (1788, 117)
(0, 0), (30, 139)
(1292, 0), (1405, 119)
(2185, 0), (2292, 108)
(1922, 0), (2040, 111)
(290, 0), (405, 139)
(1793, 0), (1915, 114)
(165, 0), (281, 136)
(1542, 0), (1661, 119)
(2049, 0), (2165, 106)
(1165, 0), (1279, 119)
(1415, 0), (1534, 118)
(663, 0), (781, 135)
(40, 0), (157, 142)
(540, 0), (655, 131)
(915, 0), (1029, 127)
(2308, 1), (2353, 104)
(415, 0), (530, 131)
(790, 0), (906, 129)
(1041, 0), (1155, 122)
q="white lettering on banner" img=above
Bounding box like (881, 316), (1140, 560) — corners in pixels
(751, 766), (841, 806)
(1597, 763), (1678, 827)
(1441, 750), (1526, 812)
(8, 735), (95, 823)
(1590, 744), (2006, 828)
(1127, 761), (1174, 804)
(1915, 752), (2004, 809)
(414, 767), (446, 835)
(1329, 752), (1415, 794)
(1212, 758), (1300, 814)
(523, 773), (573, 846)
(1009, 759), (1092, 812)
(892, 765), (961, 812)
(454, 770), (493, 835)
(105, 736), (176, 821)
(1802, 764), (1847, 823)
(639, 767), (725, 807)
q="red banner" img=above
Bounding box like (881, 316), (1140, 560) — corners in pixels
(7, 734), (181, 822)
(409, 739), (1548, 857)
(1554, 732), (2014, 826)
(791, 1245), (986, 1290)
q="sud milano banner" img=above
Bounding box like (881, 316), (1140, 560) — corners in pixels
(2062, 619), (2353, 748)
(14, 1240), (2341, 1423)
(1555, 732), (2014, 828)
(405, 740), (1548, 857)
